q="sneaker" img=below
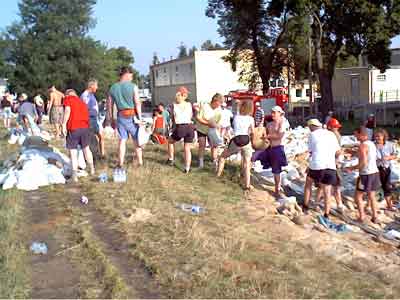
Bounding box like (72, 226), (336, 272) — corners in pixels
(166, 159), (174, 166)
(337, 205), (345, 214)
(184, 168), (190, 174)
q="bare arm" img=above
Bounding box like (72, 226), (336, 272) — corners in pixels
(47, 93), (54, 111)
(358, 143), (368, 172)
(62, 106), (71, 135)
(106, 95), (114, 125)
(134, 88), (142, 118)
(151, 116), (156, 132)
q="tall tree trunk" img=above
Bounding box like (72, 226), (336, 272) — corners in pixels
(251, 28), (271, 94)
(318, 70), (334, 115)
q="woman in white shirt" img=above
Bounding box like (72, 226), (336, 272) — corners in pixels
(167, 87), (194, 173)
(217, 100), (255, 190)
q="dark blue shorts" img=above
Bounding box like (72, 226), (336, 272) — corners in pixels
(66, 128), (90, 150)
(252, 145), (287, 174)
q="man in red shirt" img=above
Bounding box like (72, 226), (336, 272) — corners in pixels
(62, 89), (95, 182)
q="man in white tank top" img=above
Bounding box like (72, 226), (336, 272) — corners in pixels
(347, 127), (381, 223)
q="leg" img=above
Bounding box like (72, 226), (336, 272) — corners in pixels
(132, 139), (143, 166)
(167, 139), (175, 161)
(334, 186), (343, 208)
(211, 146), (218, 162)
(385, 195), (393, 210)
(368, 191), (378, 221)
(303, 176), (313, 209)
(217, 148), (230, 177)
(198, 136), (206, 167)
(82, 146), (95, 175)
(316, 187), (323, 202)
(70, 149), (79, 182)
(118, 138), (127, 168)
(273, 173), (281, 195)
(183, 142), (192, 172)
(243, 156), (251, 189)
(322, 184), (332, 216)
(97, 132), (106, 157)
(354, 190), (365, 222)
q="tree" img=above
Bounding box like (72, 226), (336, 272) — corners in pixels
(206, 0), (291, 94)
(152, 52), (160, 65)
(200, 39), (225, 51)
(282, 0), (400, 114)
(189, 46), (197, 56)
(177, 42), (188, 58)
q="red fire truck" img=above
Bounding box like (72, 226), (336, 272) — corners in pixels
(225, 87), (288, 115)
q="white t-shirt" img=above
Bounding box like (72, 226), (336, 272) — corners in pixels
(308, 128), (341, 170)
(233, 115), (254, 136)
(173, 102), (193, 125)
(220, 108), (233, 128)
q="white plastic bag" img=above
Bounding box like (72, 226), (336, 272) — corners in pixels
(137, 126), (151, 147)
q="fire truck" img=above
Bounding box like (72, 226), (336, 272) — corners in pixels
(225, 87), (288, 115)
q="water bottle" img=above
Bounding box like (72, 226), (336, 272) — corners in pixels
(113, 168), (120, 183)
(81, 196), (89, 205)
(177, 203), (204, 214)
(98, 172), (108, 183)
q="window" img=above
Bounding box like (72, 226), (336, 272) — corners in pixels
(306, 89), (311, 97)
(190, 63), (193, 70)
(296, 89), (302, 97)
(351, 77), (360, 96)
(377, 74), (386, 81)
(155, 70), (159, 78)
(176, 66), (179, 72)
(163, 67), (166, 73)
(278, 80), (285, 87)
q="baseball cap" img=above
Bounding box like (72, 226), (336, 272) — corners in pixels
(271, 105), (284, 114)
(19, 93), (28, 101)
(177, 86), (189, 95)
(307, 118), (323, 127)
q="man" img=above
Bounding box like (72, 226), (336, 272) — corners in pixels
(346, 127), (381, 223)
(81, 79), (105, 158)
(324, 111), (334, 126)
(62, 89), (95, 183)
(107, 66), (143, 171)
(47, 86), (65, 138)
(303, 119), (341, 218)
(365, 114), (376, 140)
(17, 93), (39, 134)
(254, 102), (265, 127)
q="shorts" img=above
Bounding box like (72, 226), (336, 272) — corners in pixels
(89, 116), (101, 134)
(50, 106), (64, 125)
(2, 107), (12, 118)
(378, 166), (392, 196)
(171, 124), (195, 143)
(66, 128), (90, 150)
(356, 173), (381, 192)
(117, 116), (139, 141)
(308, 169), (338, 186)
(197, 130), (207, 139)
(253, 145), (287, 174)
(226, 136), (253, 159)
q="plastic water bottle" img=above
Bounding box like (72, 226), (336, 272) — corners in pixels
(81, 196), (89, 205)
(113, 168), (120, 183)
(30, 242), (48, 255)
(177, 204), (205, 214)
(98, 172), (108, 183)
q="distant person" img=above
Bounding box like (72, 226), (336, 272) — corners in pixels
(167, 86), (194, 173)
(157, 103), (170, 135)
(375, 128), (397, 211)
(365, 114), (376, 140)
(151, 108), (167, 145)
(81, 79), (105, 158)
(254, 102), (265, 127)
(220, 101), (233, 143)
(47, 86), (65, 138)
(18, 93), (38, 134)
(348, 127), (381, 223)
(217, 100), (254, 190)
(303, 119), (341, 218)
(62, 89), (95, 183)
(34, 95), (45, 125)
(253, 106), (289, 197)
(195, 93), (223, 168)
(325, 111), (334, 126)
(1, 93), (13, 129)
(107, 66), (143, 171)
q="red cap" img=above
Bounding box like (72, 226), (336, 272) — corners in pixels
(177, 86), (189, 95)
(327, 118), (342, 129)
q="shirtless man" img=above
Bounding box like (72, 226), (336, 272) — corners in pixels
(254, 106), (288, 197)
(48, 86), (65, 138)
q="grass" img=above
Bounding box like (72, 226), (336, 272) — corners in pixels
(0, 129), (29, 298)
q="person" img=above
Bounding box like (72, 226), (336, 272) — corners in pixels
(375, 128), (397, 211)
(303, 119), (341, 218)
(151, 108), (167, 145)
(365, 113), (376, 140)
(325, 111), (334, 126)
(217, 100), (255, 190)
(254, 102), (265, 127)
(17, 93), (38, 134)
(167, 86), (194, 173)
(107, 66), (143, 170)
(34, 95), (45, 125)
(220, 101), (233, 143)
(316, 118), (345, 213)
(195, 93), (223, 168)
(81, 79), (105, 158)
(253, 106), (288, 197)
(157, 103), (170, 135)
(47, 86), (65, 138)
(62, 89), (95, 183)
(1, 93), (13, 129)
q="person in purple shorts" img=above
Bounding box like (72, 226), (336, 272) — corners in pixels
(253, 106), (288, 197)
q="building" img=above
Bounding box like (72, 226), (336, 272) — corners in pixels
(150, 50), (247, 105)
(332, 48), (400, 124)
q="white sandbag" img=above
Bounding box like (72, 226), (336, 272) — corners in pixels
(0, 172), (7, 185)
(2, 170), (18, 190)
(390, 163), (400, 183)
(8, 133), (19, 145)
(46, 165), (66, 185)
(137, 126), (151, 147)
(16, 170), (41, 191)
(341, 135), (359, 147)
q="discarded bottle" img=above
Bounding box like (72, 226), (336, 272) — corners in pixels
(113, 168), (127, 183)
(98, 172), (108, 183)
(177, 203), (205, 214)
(30, 242), (48, 255)
(81, 195), (89, 205)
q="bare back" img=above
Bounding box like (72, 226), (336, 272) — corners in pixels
(50, 91), (64, 106)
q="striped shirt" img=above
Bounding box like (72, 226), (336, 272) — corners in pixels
(254, 107), (265, 127)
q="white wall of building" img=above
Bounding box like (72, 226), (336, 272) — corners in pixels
(194, 50), (247, 103)
(370, 68), (400, 102)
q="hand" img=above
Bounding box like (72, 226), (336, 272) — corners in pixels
(111, 119), (116, 129)
(384, 156), (392, 161)
(62, 125), (67, 137)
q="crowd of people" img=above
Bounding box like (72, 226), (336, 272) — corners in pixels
(0, 65), (398, 223)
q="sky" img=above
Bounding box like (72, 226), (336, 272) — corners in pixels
(1, 0), (400, 74)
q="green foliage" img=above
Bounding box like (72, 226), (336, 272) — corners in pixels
(177, 43), (188, 58)
(0, 0), (136, 100)
(188, 46), (197, 56)
(152, 52), (160, 65)
(200, 39), (225, 50)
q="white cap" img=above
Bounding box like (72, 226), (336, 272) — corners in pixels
(307, 118), (323, 127)
(20, 93), (28, 101)
(271, 105), (284, 114)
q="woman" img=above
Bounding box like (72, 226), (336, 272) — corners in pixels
(167, 87), (195, 173)
(375, 128), (397, 211)
(217, 100), (254, 190)
(1, 94), (13, 129)
(195, 93), (223, 168)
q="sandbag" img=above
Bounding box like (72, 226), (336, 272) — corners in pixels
(137, 126), (151, 147)
(252, 127), (269, 150)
